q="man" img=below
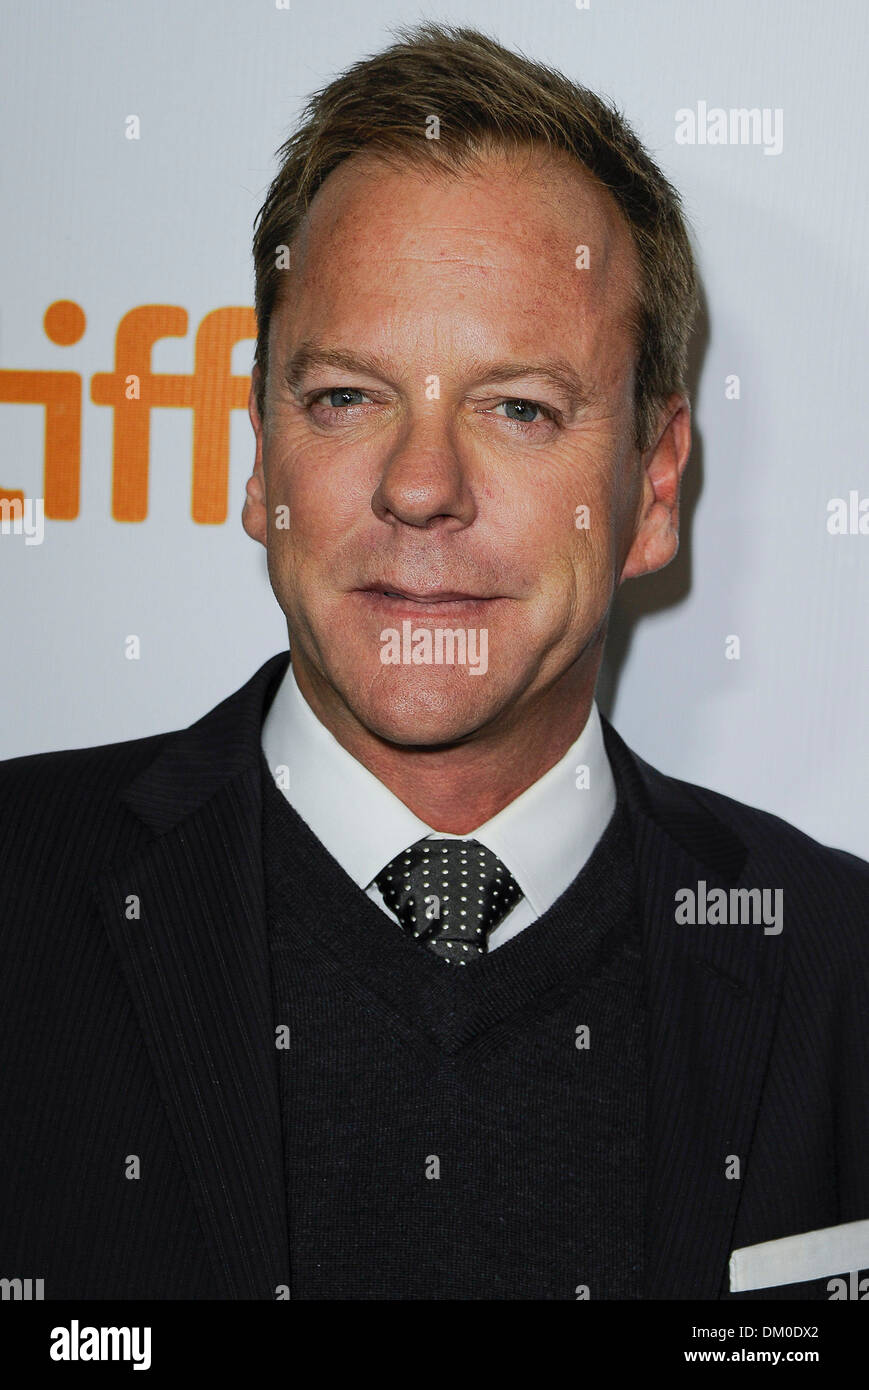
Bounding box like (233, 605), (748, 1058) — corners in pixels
(1, 24), (866, 1301)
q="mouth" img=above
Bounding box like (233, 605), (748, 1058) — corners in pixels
(355, 585), (501, 615)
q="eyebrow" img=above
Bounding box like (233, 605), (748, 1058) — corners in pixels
(282, 342), (597, 414)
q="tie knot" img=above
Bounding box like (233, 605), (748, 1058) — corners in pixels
(374, 838), (522, 963)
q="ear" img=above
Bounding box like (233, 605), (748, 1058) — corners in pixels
(242, 365), (268, 547)
(619, 394), (692, 582)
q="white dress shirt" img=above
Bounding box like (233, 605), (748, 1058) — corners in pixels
(261, 659), (617, 950)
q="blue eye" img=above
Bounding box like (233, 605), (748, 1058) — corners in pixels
(499, 399), (541, 422)
(492, 399), (556, 427)
(322, 388), (367, 408)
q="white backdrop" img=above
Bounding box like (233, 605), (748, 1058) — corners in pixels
(2, 0), (867, 857)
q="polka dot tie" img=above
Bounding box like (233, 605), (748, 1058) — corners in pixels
(374, 839), (523, 963)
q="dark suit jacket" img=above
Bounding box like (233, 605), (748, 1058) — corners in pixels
(1, 651), (867, 1299)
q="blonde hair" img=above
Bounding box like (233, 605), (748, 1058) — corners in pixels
(252, 22), (698, 450)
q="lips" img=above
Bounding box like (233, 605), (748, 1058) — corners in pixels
(354, 585), (499, 615)
(362, 585), (487, 603)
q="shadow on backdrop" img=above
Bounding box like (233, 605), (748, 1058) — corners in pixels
(597, 278), (710, 720)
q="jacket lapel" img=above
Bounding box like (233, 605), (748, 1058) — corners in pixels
(94, 652), (292, 1299)
(602, 717), (786, 1298)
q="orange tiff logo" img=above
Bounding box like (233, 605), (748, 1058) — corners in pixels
(0, 300), (255, 523)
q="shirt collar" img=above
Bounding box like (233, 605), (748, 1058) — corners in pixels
(261, 658), (616, 918)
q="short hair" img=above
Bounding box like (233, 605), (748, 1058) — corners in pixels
(252, 22), (699, 452)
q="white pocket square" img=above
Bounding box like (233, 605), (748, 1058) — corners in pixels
(730, 1217), (869, 1291)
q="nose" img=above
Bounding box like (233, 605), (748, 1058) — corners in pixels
(371, 409), (477, 531)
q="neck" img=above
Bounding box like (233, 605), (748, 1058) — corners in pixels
(289, 647), (603, 834)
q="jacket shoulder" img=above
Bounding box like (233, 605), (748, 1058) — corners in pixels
(0, 731), (174, 880)
(643, 760), (869, 967)
(607, 718), (865, 875)
(685, 774), (868, 882)
(605, 712), (869, 951)
(0, 729), (172, 800)
(623, 744), (869, 1001)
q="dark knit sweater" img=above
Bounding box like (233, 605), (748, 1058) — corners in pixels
(261, 750), (648, 1300)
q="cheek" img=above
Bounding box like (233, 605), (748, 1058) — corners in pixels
(264, 440), (361, 555)
(516, 444), (620, 578)
(569, 428), (636, 547)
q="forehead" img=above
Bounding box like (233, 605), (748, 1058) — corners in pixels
(272, 145), (640, 379)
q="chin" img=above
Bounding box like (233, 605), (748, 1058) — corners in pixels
(347, 668), (500, 748)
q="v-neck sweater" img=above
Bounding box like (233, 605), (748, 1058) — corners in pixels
(261, 750), (648, 1300)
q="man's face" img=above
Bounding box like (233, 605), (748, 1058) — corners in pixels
(246, 146), (686, 746)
